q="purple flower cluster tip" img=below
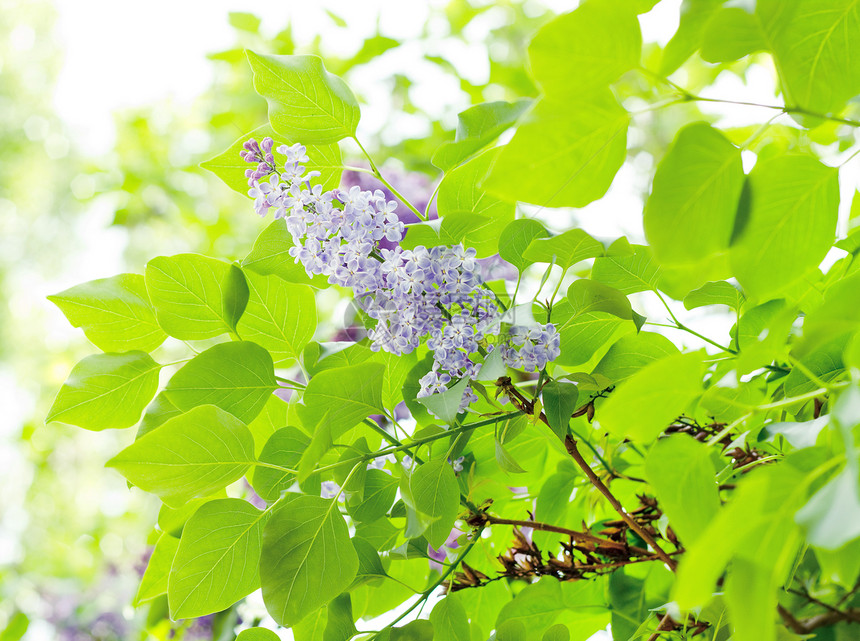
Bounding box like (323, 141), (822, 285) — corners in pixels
(242, 138), (560, 413)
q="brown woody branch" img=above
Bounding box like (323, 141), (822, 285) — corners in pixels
(496, 376), (679, 571)
(466, 512), (652, 556)
(778, 604), (860, 634)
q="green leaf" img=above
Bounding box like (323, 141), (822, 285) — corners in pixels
(457, 581), (511, 641)
(297, 420), (332, 489)
(541, 625), (569, 641)
(247, 52), (360, 144)
(168, 498), (270, 619)
(607, 571), (648, 641)
(799, 272), (860, 356)
(351, 537), (388, 585)
(435, 149), (515, 257)
(430, 595), (471, 641)
(355, 518), (399, 553)
(0, 613), (29, 641)
(701, 7), (766, 62)
(163, 341), (277, 424)
(48, 273), (167, 353)
(200, 124), (342, 195)
(730, 156), (839, 300)
(347, 469), (399, 523)
(724, 562), (774, 641)
(496, 579), (607, 641)
(541, 381), (579, 441)
(836, 227), (860, 254)
(644, 123), (744, 266)
(252, 427), (309, 501)
(764, 416), (829, 449)
(293, 609), (328, 641)
(416, 376), (470, 425)
(138, 392), (182, 439)
(47, 352), (161, 430)
(757, 0), (860, 115)
(391, 620), (434, 641)
(591, 245), (660, 294)
(410, 459), (460, 548)
(431, 100), (531, 171)
(683, 280), (745, 311)
(243, 218), (316, 284)
(483, 91), (629, 209)
(496, 621), (527, 641)
(498, 219), (550, 273)
(237, 270), (316, 365)
(796, 467), (860, 550)
(534, 471), (577, 549)
(674, 465), (805, 610)
(660, 0), (724, 75)
(229, 12), (260, 32)
(299, 363), (385, 438)
(307, 342), (373, 375)
(645, 436), (720, 545)
(380, 350), (417, 411)
(158, 494), (226, 538)
(135, 532), (179, 605)
(592, 331), (679, 385)
(107, 405), (256, 505)
(566, 280), (641, 327)
(528, 0), (641, 96)
(247, 394), (293, 456)
(145, 254), (249, 340)
(815, 537), (860, 590)
(553, 304), (627, 367)
(523, 229), (604, 272)
(598, 352), (704, 442)
(734, 299), (795, 375)
(323, 593), (356, 641)
(260, 495), (359, 626)
(784, 334), (847, 396)
(495, 437), (528, 474)
(236, 629), (280, 641)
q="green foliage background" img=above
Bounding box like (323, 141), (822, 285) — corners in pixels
(6, 0), (860, 640)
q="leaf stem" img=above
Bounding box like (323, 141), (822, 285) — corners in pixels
(654, 292), (736, 354)
(786, 354), (841, 391)
(275, 375), (306, 389)
(385, 525), (485, 631)
(311, 412), (523, 476)
(425, 179), (442, 220)
(353, 137), (428, 221)
(638, 65), (860, 128)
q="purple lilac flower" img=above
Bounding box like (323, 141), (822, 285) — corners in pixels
(242, 139), (561, 414)
(428, 527), (464, 571)
(243, 480), (267, 510)
(186, 615), (215, 640)
(499, 324), (561, 372)
(321, 481), (345, 501)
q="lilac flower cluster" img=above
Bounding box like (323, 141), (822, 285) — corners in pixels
(499, 324), (561, 372)
(242, 138), (560, 413)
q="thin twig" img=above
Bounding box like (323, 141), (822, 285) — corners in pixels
(647, 613), (676, 641)
(565, 435), (678, 571)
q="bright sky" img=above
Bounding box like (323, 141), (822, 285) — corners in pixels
(52, 0), (687, 153)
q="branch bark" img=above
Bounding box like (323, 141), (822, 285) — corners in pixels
(495, 376), (678, 571)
